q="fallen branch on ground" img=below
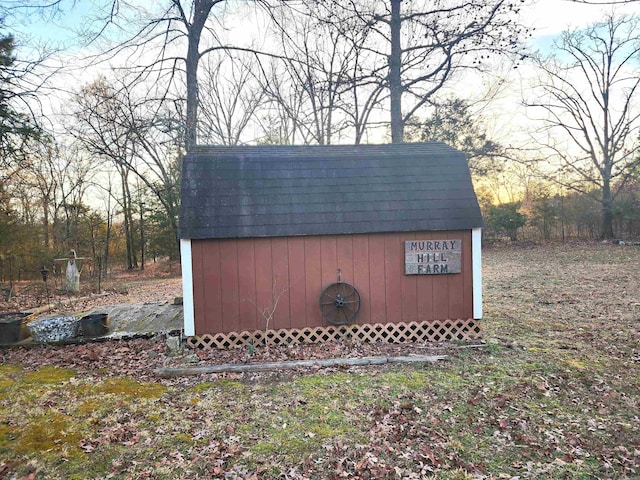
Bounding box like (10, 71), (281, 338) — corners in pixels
(154, 354), (447, 378)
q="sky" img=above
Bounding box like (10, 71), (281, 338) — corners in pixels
(529, 0), (639, 34)
(11, 0), (640, 53)
(527, 0), (640, 54)
(5, 0), (640, 143)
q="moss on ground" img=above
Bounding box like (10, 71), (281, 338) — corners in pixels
(23, 365), (76, 384)
(0, 365), (169, 478)
(15, 411), (83, 455)
(85, 377), (167, 399)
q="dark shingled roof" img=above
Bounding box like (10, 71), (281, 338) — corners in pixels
(179, 143), (484, 239)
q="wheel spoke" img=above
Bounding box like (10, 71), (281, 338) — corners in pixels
(321, 293), (338, 302)
(342, 302), (355, 312)
(342, 305), (355, 319)
(344, 298), (360, 317)
(344, 286), (357, 298)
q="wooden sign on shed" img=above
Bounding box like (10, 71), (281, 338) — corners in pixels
(404, 239), (462, 274)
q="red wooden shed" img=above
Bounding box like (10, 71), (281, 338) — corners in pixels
(179, 143), (483, 349)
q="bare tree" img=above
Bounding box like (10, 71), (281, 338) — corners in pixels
(79, 1), (294, 152)
(45, 144), (95, 254)
(198, 51), (265, 145)
(263, 6), (365, 145)
(10, 139), (96, 254)
(89, 0), (226, 151)
(18, 142), (59, 249)
(71, 74), (183, 259)
(262, 2), (386, 144)
(310, 0), (530, 143)
(69, 76), (140, 268)
(565, 1), (639, 4)
(255, 69), (307, 145)
(245, 278), (288, 352)
(526, 14), (640, 239)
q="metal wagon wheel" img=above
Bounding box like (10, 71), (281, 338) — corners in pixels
(319, 281), (361, 326)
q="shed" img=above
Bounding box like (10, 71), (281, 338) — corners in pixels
(179, 143), (483, 349)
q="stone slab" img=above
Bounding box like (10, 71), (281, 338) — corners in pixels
(84, 302), (183, 339)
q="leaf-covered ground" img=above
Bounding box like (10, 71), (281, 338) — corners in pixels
(1, 243), (639, 479)
(0, 260), (182, 315)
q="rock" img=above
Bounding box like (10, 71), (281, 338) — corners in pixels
(84, 302), (183, 339)
(166, 336), (183, 355)
(182, 353), (200, 364)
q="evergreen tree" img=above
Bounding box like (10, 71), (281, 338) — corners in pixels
(0, 20), (40, 176)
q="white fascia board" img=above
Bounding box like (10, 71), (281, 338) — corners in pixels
(180, 239), (195, 336)
(472, 228), (483, 319)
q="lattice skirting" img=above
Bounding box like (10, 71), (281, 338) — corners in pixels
(186, 319), (481, 350)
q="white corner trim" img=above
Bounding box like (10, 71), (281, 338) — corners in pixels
(180, 239), (195, 336)
(472, 228), (483, 319)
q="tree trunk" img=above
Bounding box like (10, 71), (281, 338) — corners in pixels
(120, 170), (138, 270)
(104, 211), (111, 277)
(172, 216), (181, 261)
(139, 201), (145, 271)
(126, 189), (138, 269)
(185, 32), (199, 152)
(601, 180), (615, 239)
(389, 0), (403, 143)
(42, 198), (49, 249)
(184, 0), (216, 152)
(121, 177), (132, 270)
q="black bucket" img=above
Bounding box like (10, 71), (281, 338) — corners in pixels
(79, 313), (110, 338)
(0, 312), (31, 344)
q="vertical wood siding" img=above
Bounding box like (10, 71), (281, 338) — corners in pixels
(191, 231), (474, 335)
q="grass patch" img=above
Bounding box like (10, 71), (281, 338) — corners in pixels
(0, 377), (14, 391)
(0, 364), (22, 377)
(23, 365), (76, 384)
(14, 411), (83, 455)
(83, 377), (167, 399)
(250, 405), (355, 458)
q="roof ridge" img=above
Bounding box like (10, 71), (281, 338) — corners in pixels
(189, 142), (460, 156)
